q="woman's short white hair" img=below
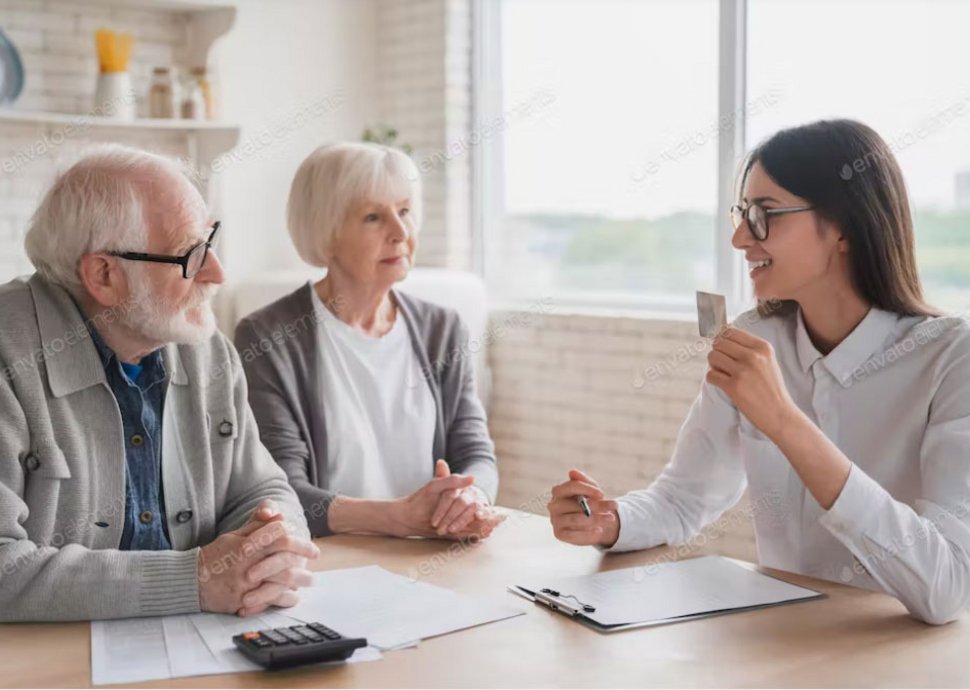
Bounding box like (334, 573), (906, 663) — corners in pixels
(287, 142), (422, 268)
(24, 143), (197, 296)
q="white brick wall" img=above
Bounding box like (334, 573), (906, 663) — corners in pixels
(0, 0), (194, 282)
(375, 0), (472, 270)
(487, 308), (759, 559)
(0, 122), (189, 280)
(1, 0), (188, 115)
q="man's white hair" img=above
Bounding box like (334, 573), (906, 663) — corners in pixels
(287, 142), (422, 268)
(24, 143), (198, 296)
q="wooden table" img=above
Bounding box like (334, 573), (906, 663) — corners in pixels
(1, 509), (966, 688)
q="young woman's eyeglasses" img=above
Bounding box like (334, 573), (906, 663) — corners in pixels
(730, 203), (813, 241)
(108, 221), (220, 279)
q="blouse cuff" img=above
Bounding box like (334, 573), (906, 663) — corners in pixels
(598, 495), (665, 553)
(818, 463), (890, 544)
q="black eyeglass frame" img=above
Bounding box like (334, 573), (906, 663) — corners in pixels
(107, 221), (221, 279)
(729, 203), (814, 241)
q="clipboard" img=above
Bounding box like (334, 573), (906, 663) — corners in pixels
(508, 555), (827, 633)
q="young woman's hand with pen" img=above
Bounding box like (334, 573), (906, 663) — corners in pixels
(548, 469), (620, 547)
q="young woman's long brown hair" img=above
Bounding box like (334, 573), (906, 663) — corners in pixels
(740, 119), (941, 318)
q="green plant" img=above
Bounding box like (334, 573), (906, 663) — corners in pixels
(361, 125), (413, 155)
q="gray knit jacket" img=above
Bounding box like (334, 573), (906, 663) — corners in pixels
(0, 274), (309, 622)
(234, 282), (499, 537)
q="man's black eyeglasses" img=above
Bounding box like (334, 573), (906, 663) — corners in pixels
(108, 221), (220, 279)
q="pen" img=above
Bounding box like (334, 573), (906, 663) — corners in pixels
(577, 495), (591, 518)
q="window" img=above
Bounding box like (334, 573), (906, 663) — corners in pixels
(477, 0), (970, 313)
(478, 0), (720, 310)
(747, 0), (970, 312)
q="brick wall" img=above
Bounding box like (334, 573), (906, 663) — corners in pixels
(375, 0), (472, 270)
(0, 122), (190, 280)
(2, 0), (187, 115)
(0, 0), (192, 281)
(487, 307), (759, 560)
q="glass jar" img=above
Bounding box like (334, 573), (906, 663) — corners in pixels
(148, 67), (175, 119)
(180, 80), (206, 120)
(190, 66), (214, 120)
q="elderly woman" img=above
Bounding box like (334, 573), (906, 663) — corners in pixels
(235, 142), (503, 540)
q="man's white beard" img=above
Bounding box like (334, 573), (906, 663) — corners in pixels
(121, 265), (218, 344)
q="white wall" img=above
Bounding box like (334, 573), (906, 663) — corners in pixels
(215, 0), (475, 281)
(215, 0), (380, 283)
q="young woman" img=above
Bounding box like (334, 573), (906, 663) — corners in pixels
(548, 119), (970, 625)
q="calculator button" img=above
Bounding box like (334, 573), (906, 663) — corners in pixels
(261, 630), (289, 646)
(280, 628), (309, 645)
(242, 633), (260, 641)
(293, 626), (324, 642)
(308, 623), (337, 637)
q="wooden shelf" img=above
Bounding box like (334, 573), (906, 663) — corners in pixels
(72, 0), (237, 13)
(0, 0), (241, 220)
(0, 108), (239, 134)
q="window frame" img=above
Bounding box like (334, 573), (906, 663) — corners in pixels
(472, 0), (751, 315)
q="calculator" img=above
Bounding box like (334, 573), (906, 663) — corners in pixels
(232, 622), (368, 670)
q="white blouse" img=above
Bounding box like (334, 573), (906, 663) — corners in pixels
(609, 306), (970, 624)
(311, 285), (437, 500)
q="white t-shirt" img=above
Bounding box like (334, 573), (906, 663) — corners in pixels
(311, 285), (437, 499)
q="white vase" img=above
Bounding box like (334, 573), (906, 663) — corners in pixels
(93, 72), (137, 120)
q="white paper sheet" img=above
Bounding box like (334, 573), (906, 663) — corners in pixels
(91, 609), (381, 685)
(284, 565), (524, 650)
(91, 617), (172, 686)
(189, 610), (381, 671)
(187, 612), (267, 674)
(162, 614), (232, 679)
(518, 555), (823, 627)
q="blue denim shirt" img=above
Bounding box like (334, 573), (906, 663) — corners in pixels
(87, 325), (171, 551)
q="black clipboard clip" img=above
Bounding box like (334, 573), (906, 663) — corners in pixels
(535, 588), (596, 617)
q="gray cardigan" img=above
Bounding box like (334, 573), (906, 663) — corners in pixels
(233, 283), (499, 537)
(0, 274), (309, 622)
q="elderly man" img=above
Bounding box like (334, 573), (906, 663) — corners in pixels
(0, 144), (318, 622)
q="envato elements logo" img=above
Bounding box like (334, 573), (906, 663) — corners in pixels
(838, 497), (970, 584)
(414, 89), (557, 176)
(207, 92), (346, 178)
(631, 88), (785, 184)
(839, 91), (970, 180)
(0, 91), (140, 176)
(631, 300), (785, 391)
